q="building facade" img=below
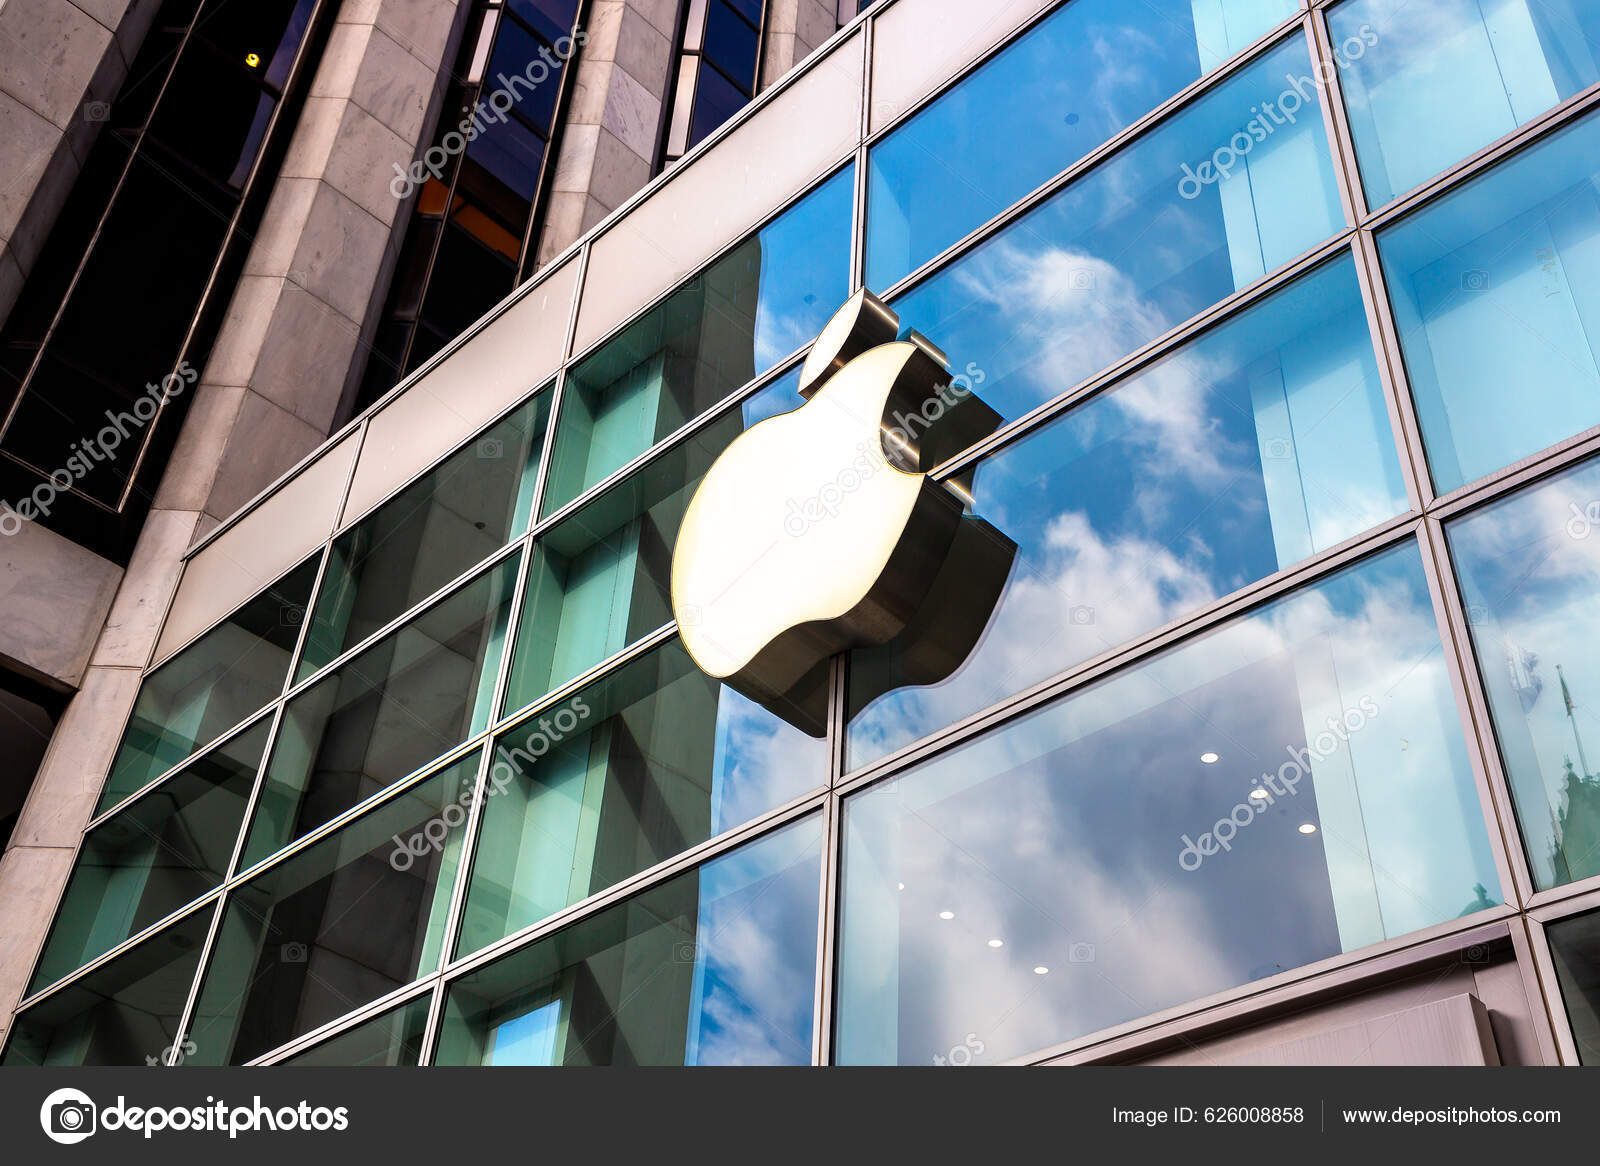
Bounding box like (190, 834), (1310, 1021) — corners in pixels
(6, 0), (1600, 1066)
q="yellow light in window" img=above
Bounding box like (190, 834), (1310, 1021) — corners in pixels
(245, 51), (261, 68)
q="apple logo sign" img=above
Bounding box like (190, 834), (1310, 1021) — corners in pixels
(671, 289), (1016, 733)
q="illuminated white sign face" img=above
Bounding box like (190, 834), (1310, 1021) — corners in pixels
(671, 290), (972, 714)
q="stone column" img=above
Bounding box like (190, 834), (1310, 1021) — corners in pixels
(0, 0), (466, 1048)
(535, 0), (678, 266)
(759, 0), (839, 91)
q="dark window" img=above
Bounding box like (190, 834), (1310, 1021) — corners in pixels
(347, 0), (583, 417)
(0, 0), (328, 561)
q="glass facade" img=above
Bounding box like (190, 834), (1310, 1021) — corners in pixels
(542, 163), (852, 511)
(1331, 0), (1600, 210)
(101, 556), (319, 813)
(1376, 107), (1600, 495)
(25, 0), (1600, 1067)
(1547, 907), (1600, 1064)
(848, 253), (1407, 768)
(883, 34), (1344, 427)
(837, 544), (1498, 1064)
(437, 815), (821, 1065)
(867, 0), (1298, 287)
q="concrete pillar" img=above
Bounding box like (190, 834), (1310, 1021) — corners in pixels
(759, 0), (839, 90)
(535, 0), (679, 265)
(0, 0), (466, 1048)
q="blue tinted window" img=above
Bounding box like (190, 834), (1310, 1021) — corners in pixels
(837, 543), (1499, 1064)
(867, 0), (1298, 287)
(703, 0), (760, 92)
(1448, 454), (1600, 890)
(1377, 109), (1600, 495)
(543, 164), (852, 513)
(888, 35), (1344, 429)
(463, 639), (825, 955)
(1332, 0), (1600, 209)
(848, 255), (1407, 768)
(438, 815), (823, 1065)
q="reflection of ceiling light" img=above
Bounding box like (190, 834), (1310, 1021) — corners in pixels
(1200, 752), (1219, 764)
(897, 882), (905, 891)
(939, 910), (955, 920)
(1033, 966), (1049, 975)
(1249, 788), (1269, 800)
(1298, 823), (1317, 834)
(987, 938), (1004, 948)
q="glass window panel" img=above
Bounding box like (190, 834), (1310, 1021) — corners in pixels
(242, 555), (520, 866)
(848, 254), (1407, 769)
(415, 203), (520, 343)
(1331, 0), (1600, 210)
(30, 718), (271, 995)
(299, 394), (550, 680)
(888, 35), (1344, 429)
(466, 115), (548, 206)
(1546, 908), (1600, 1063)
(505, 373), (806, 711)
(437, 815), (822, 1065)
(542, 165), (852, 512)
(703, 1), (759, 92)
(186, 754), (476, 1065)
(460, 639), (826, 957)
(867, 0), (1298, 288)
(485, 16), (563, 131)
(509, 0), (579, 46)
(690, 62), (750, 147)
(102, 555), (319, 814)
(836, 543), (1500, 1064)
(1447, 454), (1600, 890)
(278, 994), (433, 1066)
(2, 910), (210, 1067)
(1377, 108), (1600, 495)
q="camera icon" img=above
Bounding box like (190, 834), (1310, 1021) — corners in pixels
(280, 941), (308, 963)
(1068, 605), (1095, 626)
(476, 437), (504, 459)
(1067, 267), (1096, 291)
(279, 603), (304, 627)
(40, 1088), (97, 1144)
(1263, 437), (1292, 459)
(1460, 269), (1490, 292)
(82, 100), (110, 122)
(1069, 941), (1096, 964)
(672, 940), (697, 964)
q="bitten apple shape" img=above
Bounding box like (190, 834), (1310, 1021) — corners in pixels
(670, 290), (966, 712)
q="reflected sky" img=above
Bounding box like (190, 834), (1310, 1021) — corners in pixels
(1331, 0), (1600, 209)
(887, 35), (1344, 428)
(687, 816), (822, 1065)
(849, 255), (1407, 769)
(1450, 454), (1600, 889)
(1377, 106), (1600, 495)
(543, 165), (851, 513)
(868, 0), (1297, 288)
(445, 815), (821, 1065)
(837, 543), (1500, 1064)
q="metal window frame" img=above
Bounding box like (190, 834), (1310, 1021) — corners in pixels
(25, 0), (1600, 1068)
